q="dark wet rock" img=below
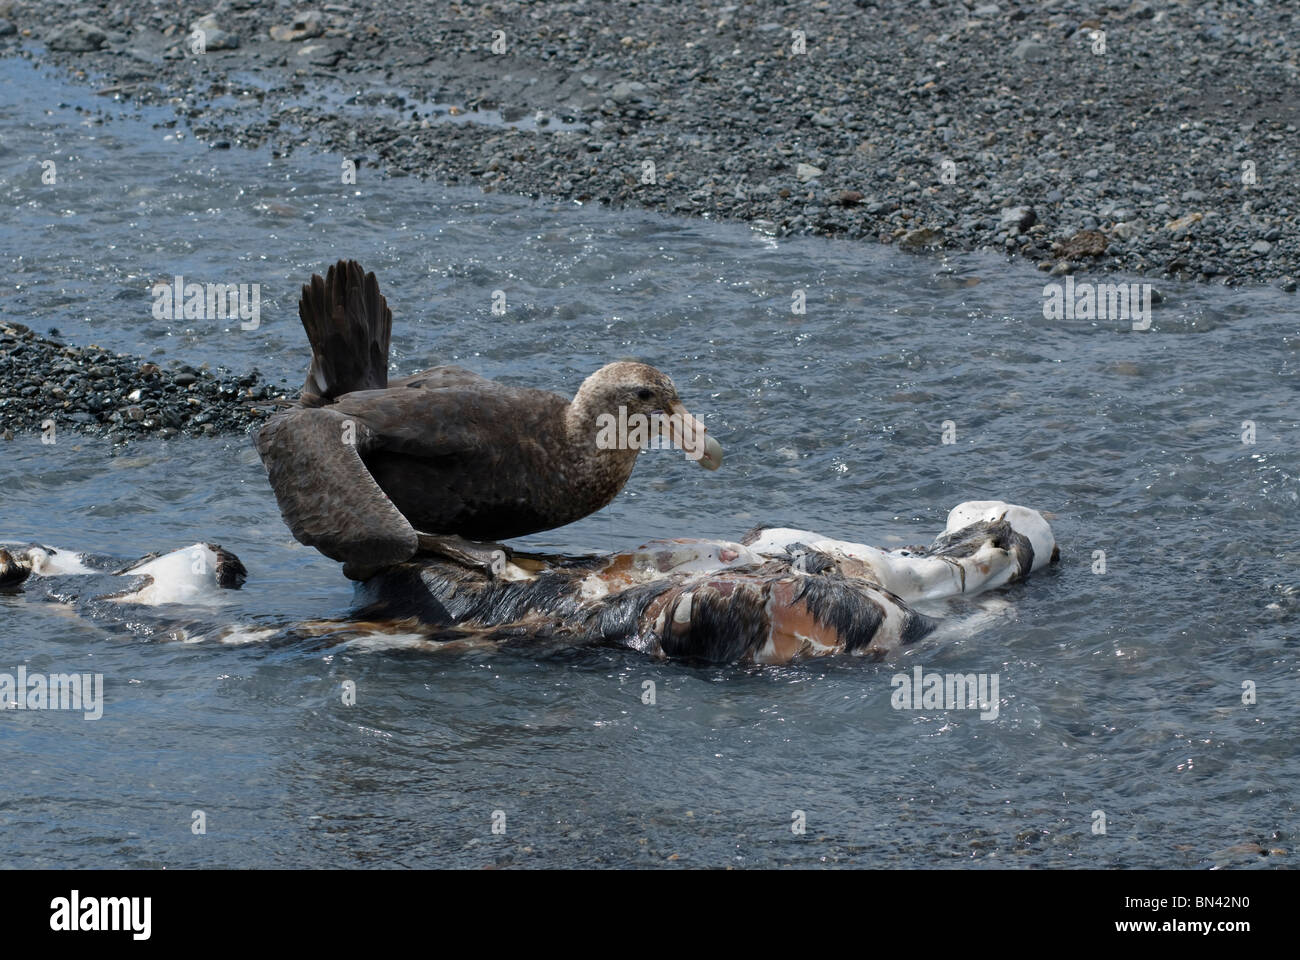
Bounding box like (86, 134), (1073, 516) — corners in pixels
(189, 16), (240, 52)
(1056, 230), (1108, 259)
(45, 20), (107, 52)
(1111, 221), (1142, 241)
(1011, 38), (1051, 60)
(898, 227), (944, 250)
(1000, 205), (1036, 234)
(269, 11), (324, 43)
(0, 19), (16, 37)
(296, 42), (345, 67)
(609, 80), (647, 104)
(1165, 212), (1204, 234)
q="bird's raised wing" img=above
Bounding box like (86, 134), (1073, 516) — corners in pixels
(255, 406), (419, 568)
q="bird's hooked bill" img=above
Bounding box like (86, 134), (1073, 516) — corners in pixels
(664, 402), (723, 470)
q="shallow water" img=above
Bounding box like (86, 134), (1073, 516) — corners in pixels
(2, 55), (1297, 868)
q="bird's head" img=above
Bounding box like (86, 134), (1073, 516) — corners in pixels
(572, 361), (722, 470)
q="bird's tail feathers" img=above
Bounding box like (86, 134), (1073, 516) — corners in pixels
(298, 259), (392, 406)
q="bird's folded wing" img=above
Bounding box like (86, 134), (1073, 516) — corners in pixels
(255, 407), (419, 566)
(329, 385), (553, 461)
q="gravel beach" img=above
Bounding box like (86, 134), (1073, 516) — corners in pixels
(1, 0), (1297, 440)
(0, 320), (288, 442)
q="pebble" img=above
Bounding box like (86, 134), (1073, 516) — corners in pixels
(44, 19), (106, 52)
(1056, 230), (1108, 259)
(189, 16), (240, 51)
(269, 11), (324, 43)
(1000, 205), (1036, 233)
(1011, 38), (1051, 60)
(898, 226), (944, 250)
(609, 80), (647, 104)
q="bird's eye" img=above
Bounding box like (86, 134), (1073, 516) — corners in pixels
(636, 388), (653, 400)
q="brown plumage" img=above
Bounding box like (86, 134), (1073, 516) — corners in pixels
(255, 260), (723, 579)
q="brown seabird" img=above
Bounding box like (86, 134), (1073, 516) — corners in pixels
(256, 260), (723, 579)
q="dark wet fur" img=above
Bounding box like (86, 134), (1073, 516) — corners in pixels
(1006, 530), (1035, 578)
(361, 561), (590, 627)
(898, 607), (939, 648)
(362, 560), (677, 653)
(357, 520), (1018, 662)
(211, 544), (248, 589)
(928, 518), (1034, 580)
(660, 581), (768, 662)
(795, 576), (887, 653)
(581, 581), (675, 647)
(0, 548), (32, 588)
(785, 544), (839, 575)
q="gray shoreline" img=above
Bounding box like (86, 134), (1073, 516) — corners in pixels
(2, 0), (1296, 288)
(1, 0), (1297, 441)
(0, 321), (287, 443)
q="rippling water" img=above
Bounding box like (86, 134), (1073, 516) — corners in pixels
(2, 56), (1297, 868)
